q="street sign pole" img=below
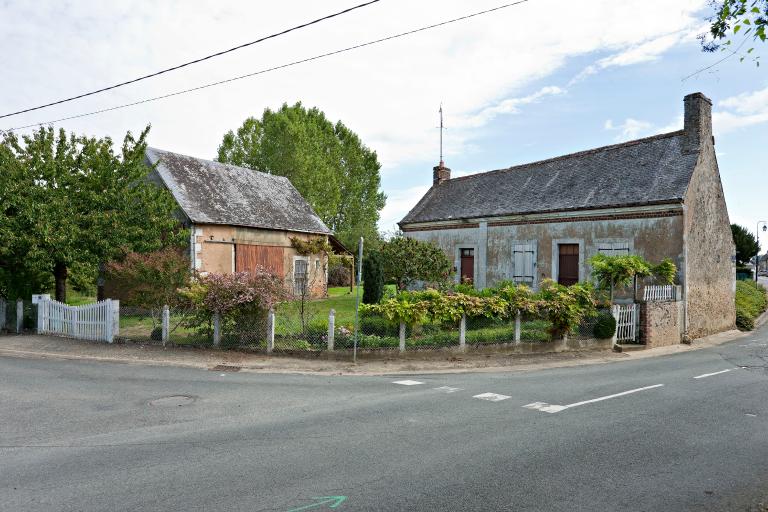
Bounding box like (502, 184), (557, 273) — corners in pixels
(353, 237), (364, 363)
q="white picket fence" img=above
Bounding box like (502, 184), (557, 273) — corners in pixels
(37, 298), (119, 343)
(643, 285), (680, 302)
(612, 303), (639, 343)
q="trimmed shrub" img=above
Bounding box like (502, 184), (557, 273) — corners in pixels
(593, 311), (617, 339)
(362, 251), (385, 304)
(735, 280), (767, 331)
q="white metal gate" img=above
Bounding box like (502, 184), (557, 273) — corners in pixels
(612, 303), (639, 343)
(37, 299), (119, 343)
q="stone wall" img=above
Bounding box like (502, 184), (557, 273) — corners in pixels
(681, 95), (736, 338)
(641, 301), (684, 348)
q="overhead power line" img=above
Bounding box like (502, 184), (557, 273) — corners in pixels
(0, 0), (381, 120)
(3, 0), (530, 132)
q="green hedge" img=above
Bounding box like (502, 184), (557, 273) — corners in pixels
(735, 280), (768, 331)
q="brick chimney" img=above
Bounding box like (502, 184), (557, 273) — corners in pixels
(683, 92), (713, 154)
(433, 160), (451, 186)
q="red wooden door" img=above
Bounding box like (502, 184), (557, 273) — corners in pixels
(460, 248), (475, 284)
(236, 244), (284, 276)
(557, 244), (579, 286)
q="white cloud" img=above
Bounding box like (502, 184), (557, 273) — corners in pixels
(569, 24), (707, 85)
(714, 86), (768, 133)
(461, 86), (566, 129)
(602, 85), (768, 143)
(378, 185), (431, 231)
(604, 118), (655, 141)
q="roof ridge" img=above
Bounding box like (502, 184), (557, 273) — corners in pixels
(448, 130), (685, 183)
(147, 146), (278, 180)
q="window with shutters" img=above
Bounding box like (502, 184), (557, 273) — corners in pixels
(597, 241), (631, 256)
(512, 242), (536, 285)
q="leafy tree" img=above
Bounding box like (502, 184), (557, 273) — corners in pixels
(0, 126), (183, 302)
(732, 224), (760, 265)
(703, 0), (767, 65)
(588, 254), (676, 303)
(380, 237), (453, 291)
(217, 102), (386, 249)
(362, 251), (385, 304)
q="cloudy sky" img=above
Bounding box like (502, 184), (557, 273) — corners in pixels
(1, 0), (766, 238)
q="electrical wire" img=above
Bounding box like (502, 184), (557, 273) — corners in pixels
(0, 0), (381, 120)
(2, 0), (530, 132)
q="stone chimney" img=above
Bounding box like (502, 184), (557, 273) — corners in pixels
(683, 92), (713, 154)
(433, 160), (451, 186)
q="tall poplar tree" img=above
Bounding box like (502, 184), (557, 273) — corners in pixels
(217, 102), (386, 249)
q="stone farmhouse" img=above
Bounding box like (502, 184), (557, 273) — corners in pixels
(400, 93), (735, 338)
(143, 148), (335, 298)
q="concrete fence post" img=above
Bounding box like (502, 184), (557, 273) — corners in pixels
(399, 322), (406, 353)
(327, 309), (335, 351)
(112, 300), (120, 337)
(514, 310), (521, 344)
(611, 305), (618, 346)
(36, 299), (45, 334)
(161, 305), (170, 346)
(104, 299), (114, 343)
(459, 314), (467, 351)
(213, 313), (221, 347)
(16, 299), (23, 334)
(267, 308), (275, 354)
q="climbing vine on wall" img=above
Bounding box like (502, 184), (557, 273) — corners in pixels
(290, 237), (332, 256)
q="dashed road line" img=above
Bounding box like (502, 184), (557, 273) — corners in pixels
(523, 384), (665, 414)
(433, 386), (463, 393)
(473, 392), (511, 402)
(392, 380), (424, 386)
(693, 369), (732, 379)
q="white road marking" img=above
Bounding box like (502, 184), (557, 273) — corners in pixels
(433, 386), (463, 393)
(523, 384), (665, 414)
(693, 369), (732, 379)
(392, 380), (424, 386)
(473, 392), (511, 402)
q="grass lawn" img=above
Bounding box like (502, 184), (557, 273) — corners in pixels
(276, 285), (396, 328)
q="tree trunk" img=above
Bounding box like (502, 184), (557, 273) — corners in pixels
(53, 262), (68, 303)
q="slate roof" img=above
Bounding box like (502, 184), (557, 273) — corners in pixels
(146, 147), (331, 235)
(400, 131), (699, 226)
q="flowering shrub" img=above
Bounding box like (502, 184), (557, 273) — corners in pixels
(360, 280), (597, 339)
(182, 270), (287, 314)
(179, 269), (288, 342)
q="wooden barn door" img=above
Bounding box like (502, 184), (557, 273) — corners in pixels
(235, 245), (284, 276)
(557, 244), (579, 286)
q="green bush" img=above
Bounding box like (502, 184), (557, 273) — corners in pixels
(362, 251), (385, 304)
(735, 280), (768, 331)
(593, 311), (616, 339)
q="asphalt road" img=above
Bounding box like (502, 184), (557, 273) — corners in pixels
(2, 326), (768, 511)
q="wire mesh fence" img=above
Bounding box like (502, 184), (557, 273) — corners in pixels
(41, 298), (615, 355)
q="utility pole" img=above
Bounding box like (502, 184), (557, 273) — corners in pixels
(353, 237), (364, 363)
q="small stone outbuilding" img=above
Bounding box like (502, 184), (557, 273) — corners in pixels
(400, 93), (736, 339)
(144, 148), (333, 298)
